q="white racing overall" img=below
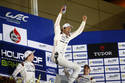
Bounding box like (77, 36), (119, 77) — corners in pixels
(76, 75), (96, 83)
(51, 13), (86, 83)
(12, 61), (35, 83)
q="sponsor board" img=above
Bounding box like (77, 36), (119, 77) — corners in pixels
(106, 81), (121, 83)
(46, 74), (56, 83)
(119, 50), (125, 57)
(0, 41), (46, 80)
(73, 52), (88, 59)
(28, 40), (53, 52)
(0, 33), (2, 40)
(87, 43), (118, 59)
(96, 82), (105, 83)
(72, 44), (87, 52)
(0, 6), (54, 82)
(89, 59), (103, 66)
(90, 66), (104, 74)
(120, 58), (125, 64)
(64, 53), (72, 60)
(118, 42), (125, 49)
(120, 65), (125, 72)
(105, 66), (120, 73)
(74, 60), (88, 67)
(66, 46), (72, 52)
(46, 67), (57, 75)
(45, 52), (57, 68)
(106, 73), (120, 80)
(104, 58), (119, 65)
(121, 73), (125, 80)
(3, 24), (27, 46)
(90, 74), (105, 81)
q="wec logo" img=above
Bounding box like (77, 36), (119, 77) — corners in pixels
(5, 12), (29, 22)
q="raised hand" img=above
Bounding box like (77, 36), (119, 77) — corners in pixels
(83, 16), (87, 21)
(60, 5), (67, 14)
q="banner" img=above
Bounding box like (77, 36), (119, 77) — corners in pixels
(87, 43), (118, 59)
(0, 6), (56, 82)
(0, 41), (46, 80)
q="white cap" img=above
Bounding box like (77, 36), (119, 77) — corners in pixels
(24, 50), (35, 58)
(62, 23), (73, 28)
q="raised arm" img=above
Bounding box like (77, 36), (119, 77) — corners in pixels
(12, 63), (24, 80)
(70, 16), (87, 39)
(54, 6), (66, 35)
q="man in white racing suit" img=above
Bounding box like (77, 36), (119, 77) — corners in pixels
(76, 65), (96, 83)
(12, 50), (35, 83)
(51, 6), (87, 83)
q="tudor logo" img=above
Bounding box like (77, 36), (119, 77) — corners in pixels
(10, 28), (21, 43)
(100, 46), (105, 51)
(87, 43), (118, 59)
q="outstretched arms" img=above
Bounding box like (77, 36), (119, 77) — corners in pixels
(54, 6), (66, 36)
(70, 16), (87, 39)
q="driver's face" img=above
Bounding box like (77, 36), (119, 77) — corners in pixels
(84, 67), (90, 75)
(63, 27), (71, 35)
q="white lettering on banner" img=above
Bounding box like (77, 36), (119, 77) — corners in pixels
(90, 66), (104, 73)
(33, 57), (43, 64)
(5, 12), (29, 22)
(47, 75), (56, 83)
(94, 51), (112, 56)
(1, 49), (43, 64)
(3, 24), (27, 46)
(46, 68), (57, 74)
(64, 53), (72, 60)
(46, 52), (57, 68)
(121, 73), (125, 80)
(1, 49), (24, 59)
(104, 58), (119, 65)
(119, 50), (125, 57)
(0, 33), (2, 40)
(118, 42), (125, 49)
(73, 52), (87, 59)
(120, 58), (125, 64)
(89, 59), (103, 66)
(106, 73), (120, 80)
(74, 60), (88, 66)
(90, 74), (105, 81)
(105, 66), (119, 73)
(120, 65), (125, 72)
(72, 44), (87, 52)
(28, 40), (53, 52)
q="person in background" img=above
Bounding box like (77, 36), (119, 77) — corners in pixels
(11, 50), (36, 83)
(76, 65), (96, 83)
